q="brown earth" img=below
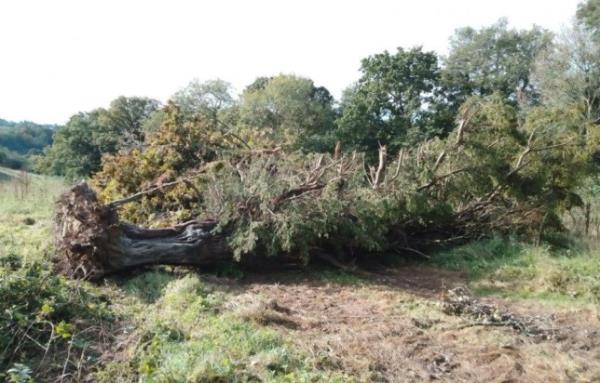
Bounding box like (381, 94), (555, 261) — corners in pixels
(227, 266), (600, 383)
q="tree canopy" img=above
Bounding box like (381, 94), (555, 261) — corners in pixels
(238, 74), (337, 152)
(337, 47), (451, 153)
(577, 0), (600, 37)
(35, 16), (600, 264)
(172, 79), (235, 124)
(532, 23), (600, 123)
(39, 96), (160, 179)
(442, 19), (552, 106)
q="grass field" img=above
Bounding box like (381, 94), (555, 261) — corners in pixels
(2, 168), (600, 382)
(0, 168), (64, 263)
(433, 236), (600, 305)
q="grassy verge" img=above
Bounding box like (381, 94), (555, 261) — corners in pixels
(3, 167), (599, 381)
(0, 168), (118, 382)
(432, 236), (600, 305)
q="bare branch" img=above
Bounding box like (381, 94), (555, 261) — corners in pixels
(417, 167), (471, 191)
(372, 145), (387, 189)
(108, 166), (210, 209)
(432, 151), (446, 173)
(333, 141), (342, 160)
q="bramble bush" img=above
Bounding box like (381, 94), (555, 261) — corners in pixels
(0, 255), (114, 380)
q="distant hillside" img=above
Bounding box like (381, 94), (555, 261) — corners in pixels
(0, 118), (60, 169)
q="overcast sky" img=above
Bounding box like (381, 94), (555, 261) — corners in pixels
(0, 0), (582, 124)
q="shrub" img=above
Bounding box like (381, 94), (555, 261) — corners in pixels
(0, 258), (114, 380)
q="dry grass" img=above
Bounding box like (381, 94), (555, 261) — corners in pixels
(224, 267), (600, 382)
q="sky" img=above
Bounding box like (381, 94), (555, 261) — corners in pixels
(0, 0), (582, 124)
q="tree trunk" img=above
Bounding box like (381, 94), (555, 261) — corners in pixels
(585, 202), (591, 236)
(54, 182), (232, 280)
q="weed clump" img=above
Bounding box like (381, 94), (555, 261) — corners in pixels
(0, 258), (114, 381)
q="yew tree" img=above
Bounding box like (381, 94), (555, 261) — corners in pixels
(55, 93), (594, 279)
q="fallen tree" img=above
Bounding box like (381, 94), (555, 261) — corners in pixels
(53, 96), (594, 280)
(55, 181), (318, 279)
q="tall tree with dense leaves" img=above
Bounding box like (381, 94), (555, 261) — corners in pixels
(40, 111), (105, 179)
(99, 96), (161, 148)
(442, 19), (552, 106)
(577, 0), (600, 37)
(40, 97), (161, 179)
(337, 47), (450, 153)
(238, 74), (337, 152)
(172, 79), (235, 124)
(532, 23), (600, 124)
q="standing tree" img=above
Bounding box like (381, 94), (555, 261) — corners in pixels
(98, 96), (161, 148)
(442, 19), (552, 106)
(40, 97), (160, 179)
(171, 79), (236, 125)
(337, 47), (451, 153)
(577, 0), (600, 38)
(531, 23), (600, 123)
(238, 74), (337, 152)
(40, 111), (105, 179)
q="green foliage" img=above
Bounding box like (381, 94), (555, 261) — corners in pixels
(577, 0), (600, 37)
(39, 96), (160, 179)
(0, 259), (113, 378)
(432, 236), (527, 277)
(0, 120), (56, 170)
(239, 74), (337, 152)
(5, 8), (600, 382)
(123, 269), (179, 303)
(0, 147), (27, 170)
(337, 47), (451, 153)
(532, 23), (600, 123)
(435, 236), (600, 305)
(6, 363), (33, 383)
(443, 19), (552, 106)
(0, 170), (117, 381)
(172, 78), (235, 123)
(38, 110), (105, 179)
(99, 96), (161, 147)
(0, 120), (54, 155)
(93, 103), (232, 224)
(92, 92), (595, 263)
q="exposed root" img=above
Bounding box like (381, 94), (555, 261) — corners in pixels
(54, 182), (120, 279)
(54, 182), (229, 280)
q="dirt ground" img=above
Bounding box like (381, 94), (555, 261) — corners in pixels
(227, 266), (600, 383)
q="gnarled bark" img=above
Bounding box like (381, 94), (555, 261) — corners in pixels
(54, 182), (231, 280)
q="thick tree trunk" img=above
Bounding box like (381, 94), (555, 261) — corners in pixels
(108, 221), (230, 270)
(54, 182), (233, 280)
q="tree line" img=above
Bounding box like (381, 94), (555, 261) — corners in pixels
(40, 13), (594, 179)
(0, 120), (56, 169)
